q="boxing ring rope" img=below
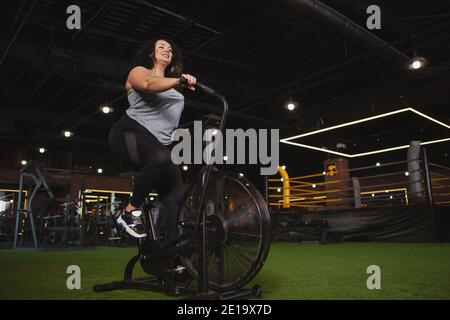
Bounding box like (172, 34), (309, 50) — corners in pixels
(268, 158), (426, 210)
(428, 162), (450, 205)
(270, 189), (424, 208)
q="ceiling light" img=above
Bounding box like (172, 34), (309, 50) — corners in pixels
(285, 100), (298, 111)
(101, 106), (113, 114)
(407, 57), (428, 70)
(63, 130), (73, 137)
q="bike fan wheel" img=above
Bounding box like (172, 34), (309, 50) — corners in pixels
(178, 168), (271, 292)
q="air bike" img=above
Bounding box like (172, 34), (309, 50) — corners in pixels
(93, 80), (271, 299)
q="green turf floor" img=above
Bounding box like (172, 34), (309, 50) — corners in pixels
(1, 242), (449, 300)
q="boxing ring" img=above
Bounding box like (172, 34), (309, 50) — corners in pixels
(267, 146), (450, 243)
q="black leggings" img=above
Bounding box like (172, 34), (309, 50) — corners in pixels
(108, 114), (183, 242)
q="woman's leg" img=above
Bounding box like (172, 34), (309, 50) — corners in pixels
(129, 138), (173, 208)
(109, 116), (172, 208)
(109, 117), (183, 241)
(109, 123), (151, 237)
(131, 142), (183, 246)
(155, 162), (183, 247)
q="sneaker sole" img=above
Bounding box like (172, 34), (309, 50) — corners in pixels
(117, 216), (147, 238)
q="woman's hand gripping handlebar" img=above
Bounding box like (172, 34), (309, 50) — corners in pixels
(179, 76), (227, 133)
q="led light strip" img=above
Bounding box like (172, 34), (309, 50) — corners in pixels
(84, 189), (158, 196)
(281, 107), (450, 158)
(282, 108), (412, 140)
(281, 140), (352, 157)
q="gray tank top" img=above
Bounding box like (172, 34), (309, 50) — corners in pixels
(126, 87), (184, 145)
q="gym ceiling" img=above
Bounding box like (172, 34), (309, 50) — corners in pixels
(1, 0), (449, 176)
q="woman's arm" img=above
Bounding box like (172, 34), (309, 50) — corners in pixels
(127, 66), (180, 93)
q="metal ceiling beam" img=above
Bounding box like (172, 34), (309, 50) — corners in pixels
(27, 74), (51, 99)
(173, 0), (229, 42)
(48, 80), (76, 104)
(71, 0), (117, 43)
(96, 4), (153, 55)
(134, 0), (222, 35)
(236, 17), (450, 116)
(0, 0), (38, 69)
(9, 65), (29, 93)
(282, 0), (411, 68)
(329, 0), (420, 37)
(3, 50), (269, 139)
(0, 37), (259, 97)
(273, 61), (450, 131)
(183, 51), (257, 71)
(188, 2), (272, 55)
(10, 0), (28, 33)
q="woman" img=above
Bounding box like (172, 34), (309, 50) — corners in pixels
(109, 37), (196, 248)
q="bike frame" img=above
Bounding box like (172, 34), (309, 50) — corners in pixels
(190, 82), (229, 294)
(94, 81), (262, 299)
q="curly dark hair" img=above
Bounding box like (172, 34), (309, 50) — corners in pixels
(131, 37), (183, 78)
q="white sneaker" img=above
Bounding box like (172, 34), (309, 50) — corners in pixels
(116, 210), (147, 238)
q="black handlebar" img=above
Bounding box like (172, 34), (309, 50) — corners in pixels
(196, 82), (217, 96)
(179, 76), (228, 133)
(179, 76), (216, 96)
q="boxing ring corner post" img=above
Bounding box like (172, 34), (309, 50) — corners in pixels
(277, 166), (291, 208)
